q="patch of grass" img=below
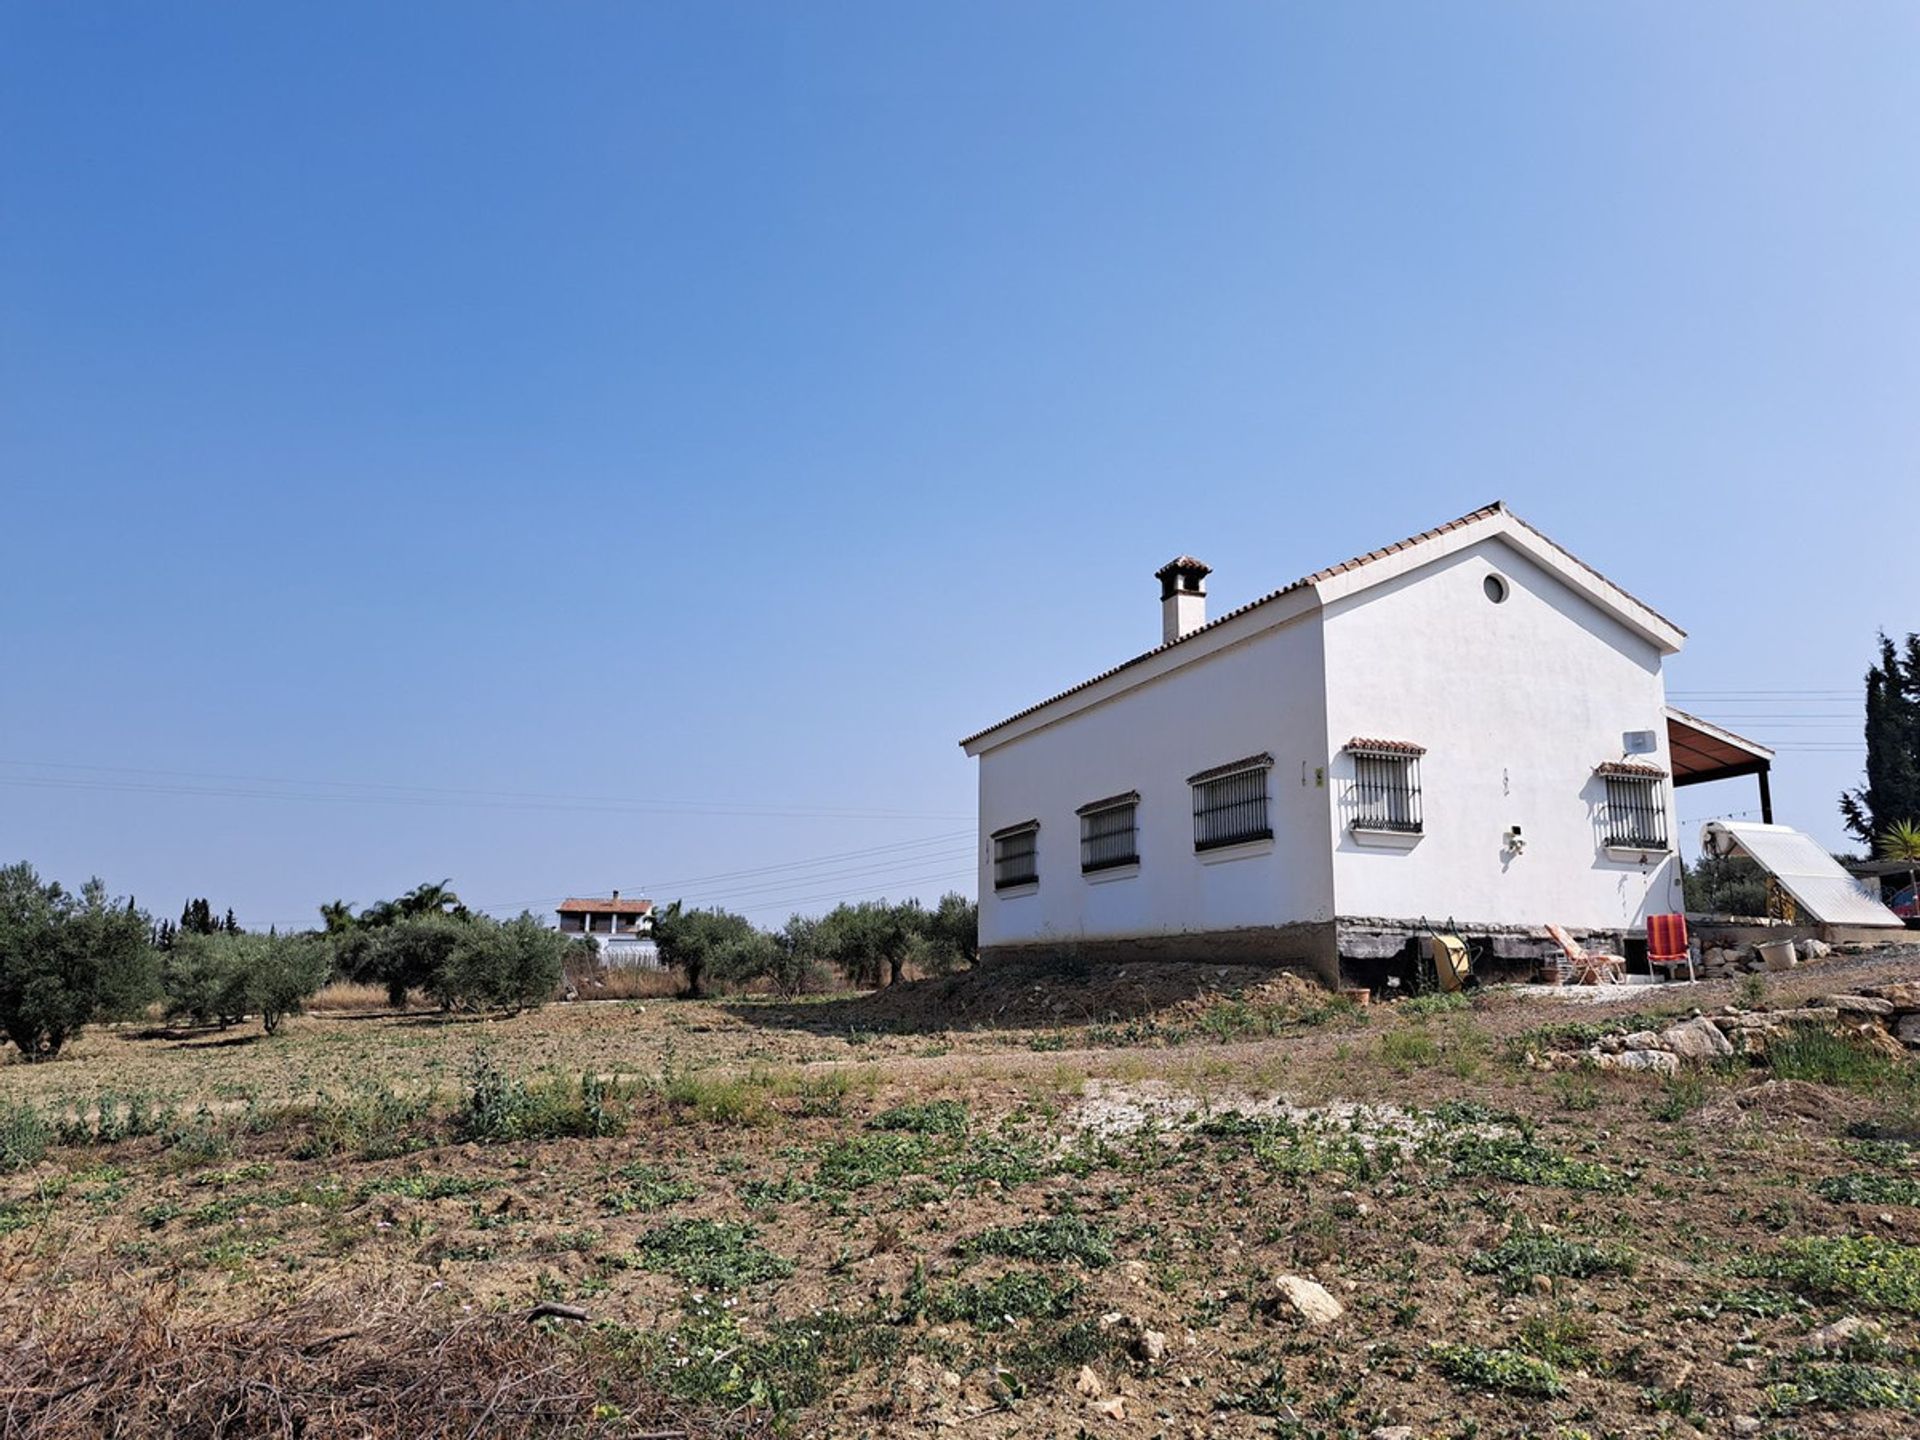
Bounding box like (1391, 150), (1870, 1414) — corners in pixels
(1764, 1031), (1898, 1088)
(1748, 1235), (1920, 1314)
(1445, 1134), (1631, 1194)
(291, 1084), (430, 1161)
(961, 1215), (1115, 1269)
(635, 1219), (793, 1289)
(938, 1135), (1048, 1189)
(1553, 1075), (1601, 1112)
(1430, 1343), (1566, 1397)
(1517, 1312), (1601, 1370)
(0, 1103), (50, 1172)
(1400, 991), (1470, 1018)
(1767, 1362), (1920, 1414)
(1468, 1226), (1634, 1292)
(1816, 1174), (1920, 1207)
(658, 1070), (772, 1126)
(457, 1057), (624, 1142)
(869, 1099), (968, 1135)
(1381, 1028), (1439, 1069)
(600, 1162), (698, 1214)
(737, 1172), (820, 1210)
(928, 1269), (1080, 1331)
(1217, 1363), (1302, 1417)
(815, 1133), (940, 1191)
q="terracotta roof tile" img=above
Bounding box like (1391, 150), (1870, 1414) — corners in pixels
(557, 897), (653, 914)
(1346, 738), (1427, 756)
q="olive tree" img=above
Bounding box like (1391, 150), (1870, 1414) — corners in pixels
(0, 863), (156, 1060)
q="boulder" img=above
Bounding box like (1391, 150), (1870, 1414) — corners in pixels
(1268, 1274), (1344, 1326)
(1621, 1030), (1662, 1051)
(1827, 994), (1894, 1017)
(1074, 1366), (1105, 1398)
(1859, 1024), (1908, 1062)
(1770, 1007), (1841, 1028)
(1596, 1049), (1681, 1075)
(1134, 1329), (1169, 1365)
(1803, 939), (1834, 960)
(1897, 1014), (1920, 1048)
(1875, 983), (1920, 1010)
(1658, 1016), (1734, 1062)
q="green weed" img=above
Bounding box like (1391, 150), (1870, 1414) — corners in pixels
(929, 1269), (1080, 1330)
(1445, 1134), (1631, 1194)
(1430, 1342), (1566, 1397)
(869, 1100), (968, 1135)
(635, 1219), (793, 1289)
(1765, 1031), (1898, 1088)
(1816, 1174), (1920, 1207)
(1747, 1235), (1920, 1313)
(961, 1215), (1115, 1269)
(600, 1162), (698, 1214)
(1468, 1226), (1634, 1292)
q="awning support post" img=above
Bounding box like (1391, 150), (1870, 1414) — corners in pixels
(1758, 767), (1773, 825)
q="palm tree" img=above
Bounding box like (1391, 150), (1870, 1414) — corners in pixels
(397, 879), (463, 918)
(1880, 820), (1920, 920)
(319, 900), (356, 934)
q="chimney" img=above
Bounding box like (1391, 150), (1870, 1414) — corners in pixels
(1155, 556), (1211, 645)
(611, 890), (620, 902)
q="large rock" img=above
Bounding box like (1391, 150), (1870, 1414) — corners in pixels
(1827, 994), (1894, 1017)
(1658, 1016), (1735, 1062)
(1596, 1049), (1681, 1075)
(1800, 1316), (1882, 1353)
(1621, 1030), (1662, 1051)
(1874, 983), (1920, 1010)
(1897, 1014), (1920, 1048)
(1268, 1274), (1344, 1326)
(1769, 1007), (1841, 1028)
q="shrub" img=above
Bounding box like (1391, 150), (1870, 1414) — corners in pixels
(0, 864), (156, 1059)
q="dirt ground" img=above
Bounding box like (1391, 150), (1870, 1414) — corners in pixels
(6, 944), (1920, 1438)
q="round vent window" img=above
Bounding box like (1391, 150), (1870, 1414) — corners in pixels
(1484, 574), (1509, 604)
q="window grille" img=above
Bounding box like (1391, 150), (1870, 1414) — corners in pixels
(1601, 772), (1668, 849)
(1077, 793), (1139, 872)
(1190, 757), (1273, 851)
(992, 823), (1039, 889)
(1349, 749), (1423, 833)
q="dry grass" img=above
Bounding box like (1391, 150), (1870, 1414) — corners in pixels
(0, 1278), (712, 1440)
(303, 981), (390, 1013)
(574, 966), (687, 1001)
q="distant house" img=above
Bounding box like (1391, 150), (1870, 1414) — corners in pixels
(556, 892), (660, 968)
(957, 502), (1796, 986)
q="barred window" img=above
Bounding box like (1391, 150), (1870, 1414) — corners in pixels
(992, 822), (1039, 889)
(1189, 755), (1273, 852)
(1599, 768), (1669, 850)
(1077, 792), (1139, 873)
(1347, 743), (1423, 833)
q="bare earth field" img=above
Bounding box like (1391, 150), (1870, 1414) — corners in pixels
(6, 947), (1920, 1439)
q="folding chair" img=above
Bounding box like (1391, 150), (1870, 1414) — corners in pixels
(1646, 913), (1695, 983)
(1544, 923), (1626, 986)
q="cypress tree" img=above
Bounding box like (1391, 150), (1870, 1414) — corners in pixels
(1841, 632), (1920, 845)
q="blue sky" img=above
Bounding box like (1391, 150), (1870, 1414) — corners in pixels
(3, 2), (1915, 930)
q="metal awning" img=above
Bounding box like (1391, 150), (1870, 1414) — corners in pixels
(1667, 706), (1775, 822)
(1702, 821), (1905, 928)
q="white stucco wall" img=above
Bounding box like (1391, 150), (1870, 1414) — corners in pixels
(1319, 537), (1682, 933)
(973, 612), (1334, 950)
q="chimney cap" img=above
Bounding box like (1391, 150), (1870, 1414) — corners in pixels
(1154, 555), (1211, 580)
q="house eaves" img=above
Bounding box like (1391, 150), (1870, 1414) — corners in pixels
(959, 502), (1688, 756)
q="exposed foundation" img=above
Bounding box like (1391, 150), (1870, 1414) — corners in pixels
(979, 921), (1340, 986)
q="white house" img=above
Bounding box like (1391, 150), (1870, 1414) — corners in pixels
(958, 502), (1775, 986)
(556, 893), (660, 967)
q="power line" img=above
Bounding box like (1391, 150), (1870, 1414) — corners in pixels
(0, 763), (967, 823)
